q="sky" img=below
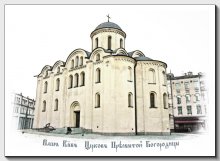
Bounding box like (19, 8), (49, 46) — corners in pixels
(5, 5), (215, 99)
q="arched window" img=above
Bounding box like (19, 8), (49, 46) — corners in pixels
(74, 73), (79, 87)
(120, 38), (123, 48)
(54, 99), (58, 111)
(95, 37), (98, 48)
(57, 67), (60, 73)
(96, 54), (100, 62)
(128, 93), (133, 107)
(150, 92), (156, 108)
(75, 56), (79, 67)
(96, 68), (101, 83)
(128, 66), (132, 81)
(68, 75), (73, 88)
(149, 69), (156, 83)
(56, 78), (60, 91)
(71, 59), (74, 69)
(95, 93), (100, 108)
(44, 81), (48, 93)
(80, 72), (85, 86)
(79, 56), (83, 66)
(162, 71), (166, 85)
(42, 101), (46, 112)
(163, 93), (167, 109)
(108, 36), (112, 50)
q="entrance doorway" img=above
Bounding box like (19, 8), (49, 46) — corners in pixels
(70, 101), (81, 128)
(75, 111), (80, 128)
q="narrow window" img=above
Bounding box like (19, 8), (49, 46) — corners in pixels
(195, 94), (200, 101)
(96, 68), (101, 83)
(120, 38), (123, 48)
(128, 93), (133, 107)
(44, 81), (48, 93)
(80, 72), (85, 86)
(178, 106), (182, 115)
(162, 71), (166, 85)
(197, 105), (202, 114)
(95, 37), (98, 48)
(150, 92), (156, 108)
(108, 36), (112, 50)
(163, 93), (167, 109)
(75, 56), (79, 67)
(80, 56), (83, 66)
(96, 54), (100, 62)
(42, 101), (46, 112)
(128, 66), (132, 81)
(186, 94), (191, 103)
(57, 67), (60, 73)
(149, 69), (156, 83)
(74, 73), (79, 87)
(71, 59), (74, 69)
(54, 99), (58, 111)
(68, 75), (73, 88)
(187, 105), (192, 115)
(177, 96), (181, 104)
(95, 93), (100, 108)
(56, 78), (60, 91)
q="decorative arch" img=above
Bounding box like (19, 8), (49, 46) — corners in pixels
(65, 48), (90, 68)
(38, 65), (52, 77)
(115, 48), (128, 56)
(52, 60), (65, 72)
(148, 68), (156, 83)
(70, 101), (80, 111)
(130, 50), (145, 58)
(89, 48), (105, 61)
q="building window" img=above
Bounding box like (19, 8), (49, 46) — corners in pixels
(163, 93), (167, 109)
(128, 66), (132, 81)
(96, 68), (101, 83)
(108, 36), (112, 50)
(56, 78), (60, 91)
(187, 105), (192, 115)
(175, 83), (181, 89)
(150, 92), (156, 108)
(57, 67), (60, 73)
(74, 73), (79, 87)
(75, 56), (79, 67)
(95, 37), (98, 48)
(128, 93), (133, 107)
(68, 75), (73, 89)
(184, 82), (189, 89)
(44, 81), (48, 93)
(71, 59), (74, 69)
(79, 56), (83, 66)
(95, 93), (100, 108)
(178, 106), (182, 115)
(96, 54), (100, 62)
(194, 80), (200, 90)
(186, 94), (191, 103)
(42, 101), (46, 112)
(54, 99), (58, 111)
(177, 96), (181, 104)
(162, 71), (166, 85)
(80, 72), (85, 86)
(148, 69), (156, 84)
(120, 38), (123, 48)
(195, 93), (200, 101)
(197, 105), (202, 114)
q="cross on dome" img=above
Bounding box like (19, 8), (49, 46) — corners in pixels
(107, 14), (111, 22)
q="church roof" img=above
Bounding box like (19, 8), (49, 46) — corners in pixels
(134, 56), (153, 61)
(95, 22), (123, 31)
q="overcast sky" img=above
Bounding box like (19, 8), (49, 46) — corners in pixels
(5, 5), (215, 99)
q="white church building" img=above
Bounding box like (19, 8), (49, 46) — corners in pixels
(33, 19), (170, 135)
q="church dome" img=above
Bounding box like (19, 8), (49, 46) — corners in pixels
(94, 22), (123, 31)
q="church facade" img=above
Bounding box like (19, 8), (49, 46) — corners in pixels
(33, 20), (170, 135)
